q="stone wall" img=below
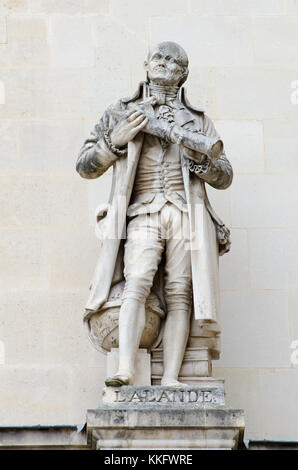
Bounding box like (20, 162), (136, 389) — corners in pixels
(0, 0), (297, 441)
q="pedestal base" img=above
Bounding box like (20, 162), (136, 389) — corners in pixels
(87, 384), (245, 450)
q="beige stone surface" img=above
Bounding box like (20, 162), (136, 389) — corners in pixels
(0, 0), (297, 443)
(231, 175), (298, 228)
(215, 120), (265, 174)
(190, 0), (287, 15)
(258, 369), (298, 440)
(287, 0), (298, 13)
(0, 120), (19, 171)
(0, 80), (5, 104)
(249, 229), (298, 289)
(0, 15), (7, 43)
(0, 175), (89, 227)
(186, 67), (216, 116)
(19, 120), (84, 173)
(219, 229), (249, 291)
(217, 290), (290, 367)
(216, 68), (298, 120)
(213, 367), (261, 440)
(0, 69), (82, 119)
(253, 16), (298, 66)
(150, 17), (254, 67)
(49, 16), (95, 68)
(0, 15), (49, 67)
(264, 119), (298, 173)
(28, 0), (109, 15)
(0, 365), (73, 425)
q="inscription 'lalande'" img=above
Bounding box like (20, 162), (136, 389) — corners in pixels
(113, 388), (218, 404)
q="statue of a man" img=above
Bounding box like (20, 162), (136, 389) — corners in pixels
(76, 41), (233, 387)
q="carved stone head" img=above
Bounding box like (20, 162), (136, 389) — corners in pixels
(144, 41), (189, 87)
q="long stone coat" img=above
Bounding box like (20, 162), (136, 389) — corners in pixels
(76, 82), (233, 323)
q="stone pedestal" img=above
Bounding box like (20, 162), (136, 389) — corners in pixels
(87, 383), (245, 450)
(151, 347), (212, 384)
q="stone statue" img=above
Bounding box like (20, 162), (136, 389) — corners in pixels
(76, 41), (233, 388)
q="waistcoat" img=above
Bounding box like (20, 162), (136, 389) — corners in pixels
(128, 133), (187, 217)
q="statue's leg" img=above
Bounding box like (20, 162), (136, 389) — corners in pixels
(161, 205), (192, 387)
(105, 212), (163, 386)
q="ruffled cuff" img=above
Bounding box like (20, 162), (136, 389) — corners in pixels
(188, 158), (210, 176)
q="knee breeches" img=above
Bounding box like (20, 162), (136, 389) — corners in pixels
(122, 203), (192, 311)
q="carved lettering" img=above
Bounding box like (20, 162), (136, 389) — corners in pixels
(114, 390), (126, 402)
(111, 388), (221, 405)
(203, 391), (212, 402)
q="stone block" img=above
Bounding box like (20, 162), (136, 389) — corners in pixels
(217, 290), (290, 367)
(249, 229), (298, 289)
(0, 15), (49, 67)
(93, 16), (147, 69)
(0, 80), (4, 104)
(45, 225), (97, 290)
(0, 15), (7, 43)
(109, 0), (187, 41)
(39, 290), (100, 367)
(19, 120), (84, 173)
(231, 175), (298, 228)
(151, 347), (212, 381)
(0, 290), (46, 364)
(213, 367), (261, 440)
(264, 119), (298, 173)
(106, 348), (151, 388)
(219, 229), (249, 291)
(2, 0), (28, 12)
(215, 120), (264, 174)
(49, 16), (95, 68)
(258, 369), (298, 440)
(253, 16), (298, 66)
(205, 185), (231, 227)
(110, 0), (187, 18)
(0, 365), (73, 425)
(289, 289), (298, 342)
(102, 383), (225, 407)
(287, 0), (298, 13)
(0, 175), (89, 228)
(0, 69), (82, 119)
(82, 67), (131, 121)
(150, 17), (254, 67)
(186, 67), (216, 115)
(87, 399), (245, 449)
(216, 68), (298, 120)
(0, 289), (99, 366)
(28, 0), (108, 14)
(0, 228), (47, 289)
(0, 120), (18, 172)
(70, 364), (106, 424)
(190, 0), (286, 15)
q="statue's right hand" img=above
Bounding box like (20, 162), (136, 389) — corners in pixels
(110, 110), (148, 148)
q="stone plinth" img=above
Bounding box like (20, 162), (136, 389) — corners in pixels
(87, 384), (245, 450)
(151, 347), (212, 384)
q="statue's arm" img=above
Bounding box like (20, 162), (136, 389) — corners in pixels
(186, 115), (233, 190)
(76, 106), (124, 179)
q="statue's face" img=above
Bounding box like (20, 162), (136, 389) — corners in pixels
(145, 44), (186, 86)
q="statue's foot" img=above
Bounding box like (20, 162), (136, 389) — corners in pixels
(161, 378), (188, 388)
(105, 373), (131, 387)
